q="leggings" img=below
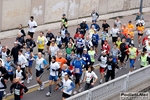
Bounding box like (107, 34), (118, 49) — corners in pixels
(130, 59), (135, 68)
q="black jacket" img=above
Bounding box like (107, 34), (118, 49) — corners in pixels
(106, 60), (119, 72)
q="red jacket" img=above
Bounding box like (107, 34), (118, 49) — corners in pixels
(142, 36), (148, 45)
(102, 44), (110, 54)
(74, 33), (84, 39)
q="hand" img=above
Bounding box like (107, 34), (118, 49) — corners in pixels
(91, 82), (94, 86)
(61, 89), (63, 92)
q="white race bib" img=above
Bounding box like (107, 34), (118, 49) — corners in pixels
(75, 68), (80, 73)
(15, 89), (20, 95)
(108, 65), (112, 70)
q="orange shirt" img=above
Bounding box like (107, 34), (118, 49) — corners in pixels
(128, 31), (134, 39)
(122, 27), (129, 37)
(56, 57), (67, 69)
(127, 24), (134, 30)
(137, 26), (144, 33)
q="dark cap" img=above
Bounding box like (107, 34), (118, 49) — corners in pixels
(108, 56), (113, 59)
(62, 14), (66, 16)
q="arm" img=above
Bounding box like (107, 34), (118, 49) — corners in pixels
(21, 72), (26, 80)
(1, 78), (7, 89)
(43, 59), (48, 69)
(44, 37), (48, 45)
(86, 24), (89, 30)
(67, 82), (75, 92)
(21, 84), (28, 93)
(33, 21), (37, 28)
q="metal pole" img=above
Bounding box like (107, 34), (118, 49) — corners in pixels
(139, 0), (143, 13)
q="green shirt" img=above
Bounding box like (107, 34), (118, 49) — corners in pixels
(66, 48), (72, 54)
(88, 50), (95, 62)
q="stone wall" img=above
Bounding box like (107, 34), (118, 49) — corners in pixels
(0, 0), (150, 31)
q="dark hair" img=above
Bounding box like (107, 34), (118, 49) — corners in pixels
(71, 49), (75, 53)
(88, 65), (95, 71)
(30, 16), (34, 19)
(114, 43), (118, 46)
(51, 56), (56, 61)
(40, 31), (44, 34)
(19, 49), (23, 53)
(114, 24), (117, 27)
(129, 21), (132, 23)
(103, 20), (106, 22)
(0, 60), (2, 63)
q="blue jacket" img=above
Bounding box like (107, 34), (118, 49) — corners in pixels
(92, 34), (99, 45)
(90, 23), (100, 31)
(82, 53), (91, 65)
(72, 59), (86, 74)
(5, 61), (13, 75)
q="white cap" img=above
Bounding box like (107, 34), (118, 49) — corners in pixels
(146, 30), (150, 35)
(83, 19), (86, 22)
(148, 36), (150, 38)
(14, 42), (18, 44)
(83, 48), (87, 51)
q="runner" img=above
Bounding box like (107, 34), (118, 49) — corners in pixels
(91, 29), (99, 55)
(60, 74), (75, 100)
(61, 14), (68, 29)
(114, 17), (122, 29)
(46, 56), (60, 97)
(0, 71), (7, 100)
(110, 24), (119, 43)
(91, 9), (99, 22)
(84, 65), (98, 90)
(25, 35), (36, 52)
(34, 52), (48, 91)
(136, 23), (145, 48)
(76, 34), (85, 56)
(10, 77), (28, 100)
(139, 51), (148, 68)
(98, 50), (107, 84)
(82, 48), (91, 70)
(28, 16), (37, 38)
(84, 35), (93, 51)
(105, 56), (119, 82)
(18, 24), (26, 38)
(102, 40), (110, 56)
(128, 44), (138, 72)
(37, 31), (48, 54)
(90, 20), (100, 31)
(102, 20), (110, 33)
(80, 19), (89, 36)
(72, 55), (86, 94)
(14, 65), (26, 84)
(88, 46), (95, 65)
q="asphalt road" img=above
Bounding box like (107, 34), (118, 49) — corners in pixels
(2, 12), (150, 100)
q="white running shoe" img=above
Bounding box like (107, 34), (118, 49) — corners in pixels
(29, 76), (33, 80)
(46, 92), (52, 97)
(138, 44), (140, 48)
(27, 78), (30, 84)
(99, 79), (103, 84)
(40, 83), (45, 90)
(38, 87), (41, 91)
(73, 91), (77, 95)
(78, 87), (83, 93)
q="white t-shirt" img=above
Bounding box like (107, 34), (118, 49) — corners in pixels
(18, 54), (28, 68)
(85, 71), (98, 84)
(1, 52), (7, 63)
(99, 56), (107, 68)
(110, 28), (119, 37)
(28, 20), (37, 32)
(49, 62), (60, 76)
(49, 46), (59, 56)
(63, 79), (73, 95)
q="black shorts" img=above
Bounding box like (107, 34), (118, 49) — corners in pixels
(93, 44), (98, 48)
(62, 92), (71, 98)
(75, 73), (82, 84)
(138, 33), (143, 36)
(38, 49), (44, 53)
(47, 41), (51, 46)
(5, 74), (14, 82)
(36, 70), (44, 78)
(21, 68), (26, 74)
(112, 37), (117, 43)
(119, 54), (126, 63)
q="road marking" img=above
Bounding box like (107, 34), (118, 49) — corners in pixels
(5, 64), (100, 99)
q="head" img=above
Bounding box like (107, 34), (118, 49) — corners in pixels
(62, 64), (68, 70)
(79, 34), (82, 39)
(88, 65), (94, 72)
(40, 31), (44, 37)
(86, 35), (89, 40)
(17, 65), (21, 71)
(38, 52), (42, 59)
(116, 17), (119, 21)
(83, 48), (87, 54)
(18, 49), (23, 55)
(102, 50), (106, 56)
(71, 50), (75, 55)
(130, 44), (134, 48)
(94, 29), (97, 34)
(114, 43), (117, 49)
(69, 38), (74, 43)
(18, 24), (23, 29)
(6, 56), (11, 62)
(138, 12), (141, 16)
(108, 56), (113, 61)
(122, 38), (126, 43)
(68, 43), (72, 48)
(103, 20), (106, 24)
(123, 24), (127, 28)
(47, 29), (51, 34)
(62, 14), (66, 18)
(18, 33), (22, 37)
(27, 35), (31, 39)
(30, 16), (34, 21)
(14, 42), (18, 47)
(114, 24), (117, 28)
(92, 20), (96, 24)
(83, 19), (86, 23)
(91, 25), (95, 29)
(51, 41), (55, 46)
(104, 40), (108, 44)
(51, 56), (56, 63)
(77, 24), (81, 28)
(64, 74), (69, 81)
(57, 32), (61, 36)
(90, 46), (94, 51)
(77, 54), (81, 60)
(128, 21), (132, 24)
(117, 37), (121, 41)
(57, 52), (62, 58)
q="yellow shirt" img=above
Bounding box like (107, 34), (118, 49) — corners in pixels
(37, 36), (45, 49)
(127, 24), (134, 30)
(116, 41), (122, 49)
(137, 26), (145, 33)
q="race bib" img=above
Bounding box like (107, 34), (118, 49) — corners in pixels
(108, 65), (112, 70)
(39, 41), (42, 44)
(86, 77), (91, 83)
(141, 62), (145, 65)
(15, 89), (20, 95)
(75, 68), (80, 73)
(83, 57), (86, 61)
(58, 62), (61, 66)
(64, 86), (68, 91)
(130, 51), (134, 55)
(101, 61), (106, 64)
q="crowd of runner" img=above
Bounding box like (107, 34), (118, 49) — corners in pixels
(0, 10), (149, 100)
